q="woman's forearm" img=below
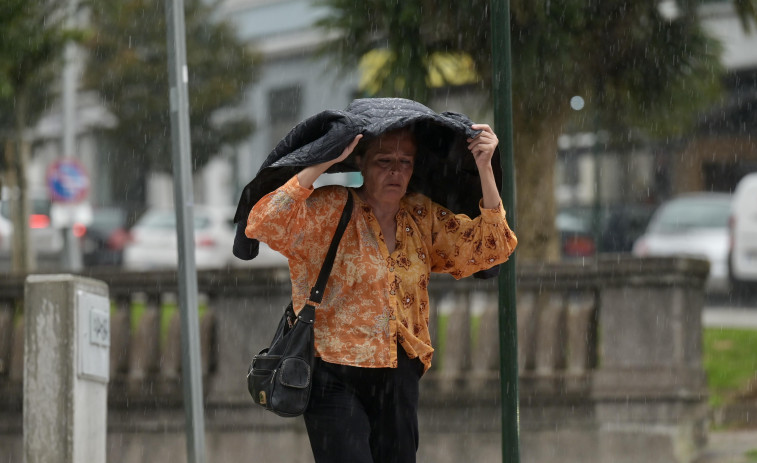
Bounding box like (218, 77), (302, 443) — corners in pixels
(479, 163), (501, 209)
(297, 163), (331, 190)
(297, 134), (363, 189)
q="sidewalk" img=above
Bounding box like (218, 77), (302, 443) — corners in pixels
(697, 429), (757, 463)
(703, 307), (757, 329)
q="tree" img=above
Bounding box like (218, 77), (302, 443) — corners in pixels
(317, 0), (755, 261)
(84, 0), (259, 214)
(0, 0), (76, 272)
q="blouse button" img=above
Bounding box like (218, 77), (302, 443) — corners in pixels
(441, 211), (446, 216)
(405, 227), (410, 232)
(389, 267), (395, 272)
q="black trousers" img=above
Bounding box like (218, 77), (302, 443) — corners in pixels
(304, 350), (424, 463)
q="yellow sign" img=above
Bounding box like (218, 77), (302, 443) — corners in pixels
(358, 49), (479, 94)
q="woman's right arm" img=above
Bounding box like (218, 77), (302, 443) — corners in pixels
(297, 134), (362, 189)
(245, 134), (362, 260)
(245, 176), (315, 260)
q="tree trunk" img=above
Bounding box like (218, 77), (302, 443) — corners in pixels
(511, 111), (569, 262)
(11, 89), (35, 273)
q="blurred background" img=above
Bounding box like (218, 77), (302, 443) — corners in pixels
(4, 2), (757, 462)
(1, 0), (756, 297)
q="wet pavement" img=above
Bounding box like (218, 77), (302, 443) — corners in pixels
(703, 307), (757, 329)
(697, 429), (757, 463)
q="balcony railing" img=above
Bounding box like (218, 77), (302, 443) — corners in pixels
(0, 256), (713, 462)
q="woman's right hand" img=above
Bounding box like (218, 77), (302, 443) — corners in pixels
(297, 134), (363, 189)
(332, 134), (363, 165)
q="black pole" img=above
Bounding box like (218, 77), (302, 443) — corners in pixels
(491, 0), (520, 462)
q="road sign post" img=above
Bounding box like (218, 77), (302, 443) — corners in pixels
(46, 158), (90, 271)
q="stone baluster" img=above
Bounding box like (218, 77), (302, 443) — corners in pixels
(437, 290), (471, 393)
(472, 290), (500, 374)
(199, 303), (215, 379)
(516, 290), (537, 373)
(128, 292), (161, 396)
(469, 290), (501, 393)
(566, 293), (596, 362)
(0, 301), (13, 375)
(564, 291), (596, 394)
(9, 308), (24, 387)
(154, 293), (216, 398)
(161, 294), (182, 397)
(109, 294), (132, 380)
(534, 291), (566, 377)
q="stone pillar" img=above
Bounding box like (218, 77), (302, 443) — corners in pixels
(593, 257), (709, 463)
(24, 274), (110, 463)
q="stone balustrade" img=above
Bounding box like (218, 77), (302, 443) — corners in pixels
(0, 256), (712, 463)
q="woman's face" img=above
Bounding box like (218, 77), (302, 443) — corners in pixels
(358, 130), (416, 204)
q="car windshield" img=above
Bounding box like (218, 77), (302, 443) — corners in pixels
(648, 197), (731, 233)
(89, 208), (126, 230)
(0, 198), (52, 218)
(138, 211), (212, 230)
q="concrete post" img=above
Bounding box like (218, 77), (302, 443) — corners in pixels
(24, 274), (109, 463)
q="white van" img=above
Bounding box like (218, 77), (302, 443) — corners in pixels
(729, 173), (757, 295)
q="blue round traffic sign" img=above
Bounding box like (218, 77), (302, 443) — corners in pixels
(46, 158), (90, 203)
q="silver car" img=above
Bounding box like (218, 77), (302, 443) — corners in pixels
(0, 197), (65, 261)
(632, 193), (732, 293)
(123, 205), (287, 270)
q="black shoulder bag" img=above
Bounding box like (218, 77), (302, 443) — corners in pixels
(247, 192), (353, 417)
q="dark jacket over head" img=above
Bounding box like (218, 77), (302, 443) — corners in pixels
(233, 98), (502, 278)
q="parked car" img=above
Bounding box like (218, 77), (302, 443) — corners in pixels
(0, 195), (64, 259)
(598, 204), (657, 254)
(729, 173), (757, 296)
(556, 208), (596, 258)
(632, 193), (733, 293)
(123, 206), (287, 270)
(82, 207), (130, 267)
(557, 203), (656, 258)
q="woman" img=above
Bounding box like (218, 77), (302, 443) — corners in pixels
(245, 124), (517, 463)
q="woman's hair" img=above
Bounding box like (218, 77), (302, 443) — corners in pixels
(354, 127), (417, 162)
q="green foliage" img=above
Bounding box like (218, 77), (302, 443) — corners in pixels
(316, 1), (432, 101)
(317, 0), (750, 260)
(84, 0), (259, 173)
(0, 0), (75, 138)
(703, 328), (757, 408)
(0, 0), (68, 94)
(733, 0), (757, 32)
(317, 0), (728, 139)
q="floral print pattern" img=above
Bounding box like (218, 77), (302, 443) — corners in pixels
(246, 175), (517, 372)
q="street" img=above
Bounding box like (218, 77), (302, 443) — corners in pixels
(704, 294), (757, 329)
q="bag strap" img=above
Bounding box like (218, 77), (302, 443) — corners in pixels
(307, 190), (354, 306)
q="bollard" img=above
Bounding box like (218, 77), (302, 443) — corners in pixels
(23, 274), (109, 463)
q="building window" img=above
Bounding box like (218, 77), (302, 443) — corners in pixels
(268, 85), (302, 147)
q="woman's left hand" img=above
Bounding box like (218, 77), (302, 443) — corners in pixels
(468, 124), (501, 209)
(467, 124), (499, 170)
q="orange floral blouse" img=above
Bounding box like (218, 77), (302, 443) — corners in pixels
(246, 175), (517, 372)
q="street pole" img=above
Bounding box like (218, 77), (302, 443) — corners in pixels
(491, 1), (520, 462)
(165, 1), (206, 462)
(61, 0), (83, 272)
